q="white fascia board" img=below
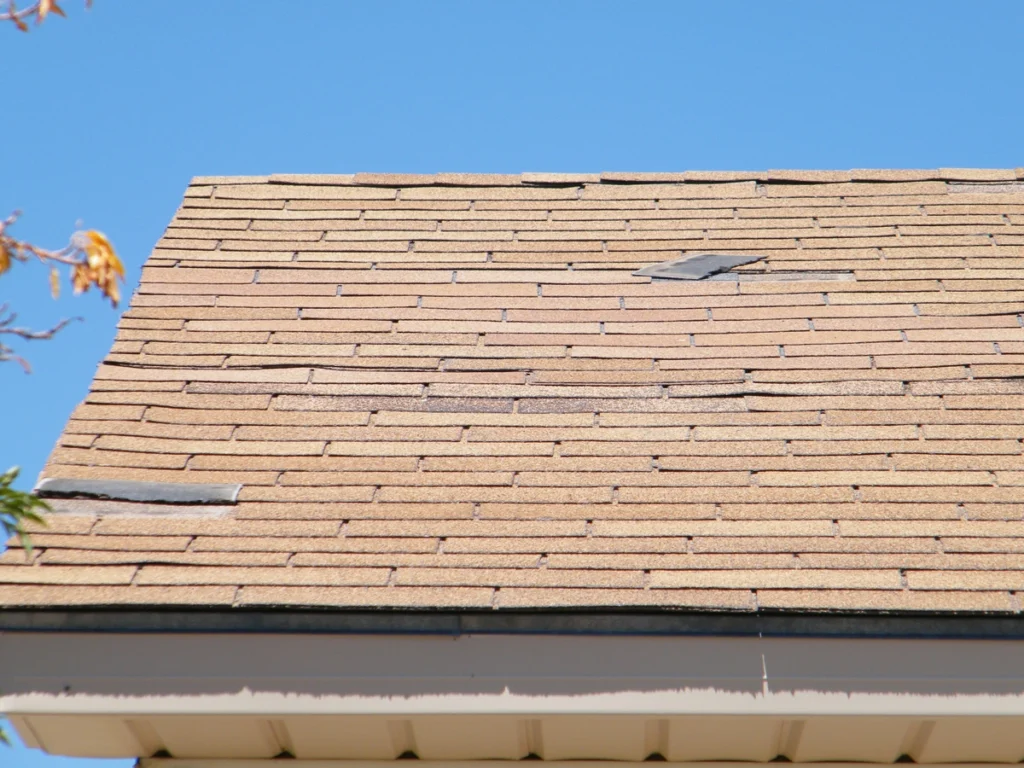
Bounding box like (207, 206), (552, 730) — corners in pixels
(3, 631), (1024, 718)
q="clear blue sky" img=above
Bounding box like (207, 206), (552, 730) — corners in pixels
(2, 0), (1023, 764)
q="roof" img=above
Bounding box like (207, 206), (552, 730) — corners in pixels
(5, 168), (1024, 620)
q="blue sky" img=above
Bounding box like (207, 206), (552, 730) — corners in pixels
(2, 0), (1023, 764)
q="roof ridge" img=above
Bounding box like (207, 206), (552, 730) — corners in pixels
(191, 169), (1024, 187)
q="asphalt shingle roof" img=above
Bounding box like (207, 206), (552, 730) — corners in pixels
(5, 169), (1024, 614)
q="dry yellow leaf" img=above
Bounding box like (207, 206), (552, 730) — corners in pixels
(49, 267), (59, 299)
(37, 0), (66, 22)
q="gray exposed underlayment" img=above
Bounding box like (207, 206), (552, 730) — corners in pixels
(633, 253), (767, 280)
(948, 181), (1024, 193)
(34, 478), (241, 505)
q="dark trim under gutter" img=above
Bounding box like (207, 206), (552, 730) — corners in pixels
(2, 608), (1024, 638)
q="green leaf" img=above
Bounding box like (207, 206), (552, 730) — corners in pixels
(0, 466), (50, 554)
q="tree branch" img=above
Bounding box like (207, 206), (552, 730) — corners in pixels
(0, 304), (81, 373)
(0, 0), (81, 30)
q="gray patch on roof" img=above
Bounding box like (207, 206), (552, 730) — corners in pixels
(948, 182), (1024, 194)
(705, 271), (855, 282)
(35, 478), (241, 505)
(633, 253), (767, 280)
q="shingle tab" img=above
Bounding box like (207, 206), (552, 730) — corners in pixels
(6, 170), (1024, 616)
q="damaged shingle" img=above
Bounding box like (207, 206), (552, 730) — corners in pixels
(633, 253), (766, 280)
(35, 478), (241, 505)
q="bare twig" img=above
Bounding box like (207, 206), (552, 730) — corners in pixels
(0, 211), (83, 267)
(0, 304), (80, 372)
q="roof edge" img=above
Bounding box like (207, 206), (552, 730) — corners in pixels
(188, 168), (1024, 187)
(3, 608), (1024, 638)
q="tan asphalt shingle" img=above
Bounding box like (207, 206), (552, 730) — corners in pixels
(5, 171), (1024, 613)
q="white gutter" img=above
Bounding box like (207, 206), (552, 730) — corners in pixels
(3, 633), (1024, 762)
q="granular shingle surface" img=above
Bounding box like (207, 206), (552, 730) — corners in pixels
(6, 170), (1024, 614)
